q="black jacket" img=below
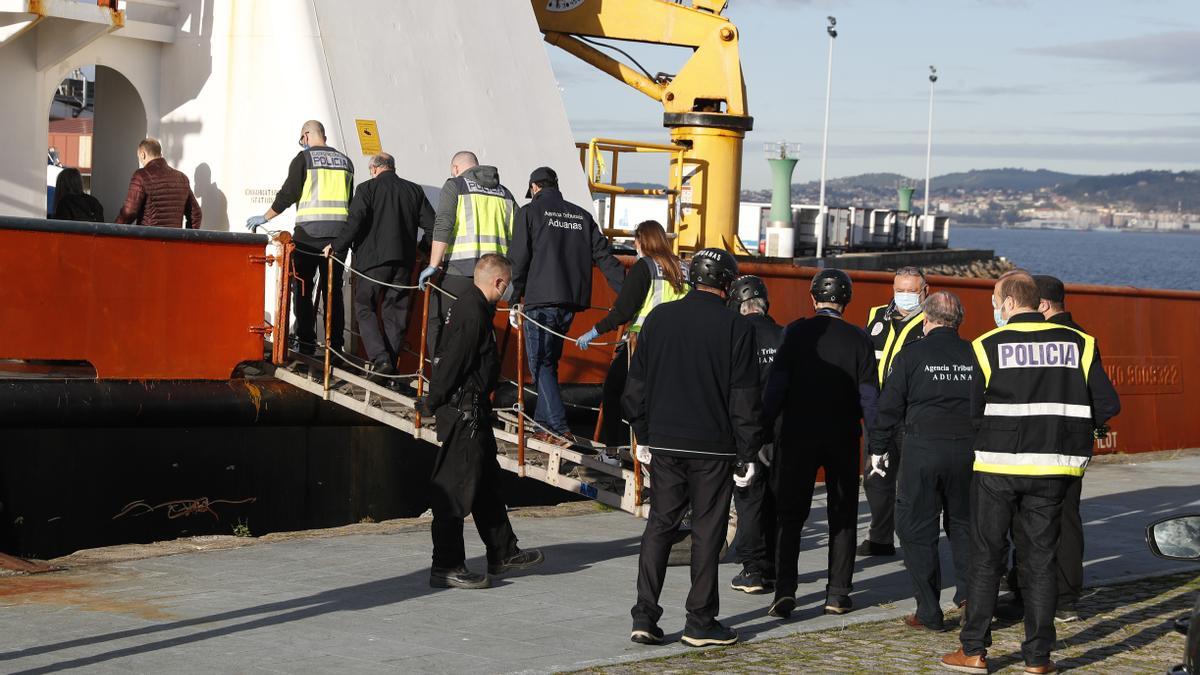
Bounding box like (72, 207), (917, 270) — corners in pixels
(594, 257), (649, 334)
(510, 187), (624, 310)
(1047, 311), (1085, 333)
(869, 326), (975, 455)
(763, 309), (879, 446)
(970, 312), (1120, 474)
(745, 313), (783, 386)
(622, 290), (762, 462)
(53, 193), (104, 223)
(426, 284), (500, 412)
(332, 170), (433, 271)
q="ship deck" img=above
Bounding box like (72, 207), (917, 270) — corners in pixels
(2, 452), (1198, 674)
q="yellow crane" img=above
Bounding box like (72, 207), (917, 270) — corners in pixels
(533, 0), (753, 253)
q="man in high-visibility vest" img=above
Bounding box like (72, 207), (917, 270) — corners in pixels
(248, 120), (354, 356)
(419, 151), (517, 356)
(941, 270), (1119, 675)
(860, 266), (928, 557)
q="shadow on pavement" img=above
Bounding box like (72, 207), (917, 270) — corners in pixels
(0, 536), (640, 674)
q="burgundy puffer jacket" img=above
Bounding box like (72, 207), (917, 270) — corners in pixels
(115, 158), (203, 229)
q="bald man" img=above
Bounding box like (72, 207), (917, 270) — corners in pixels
(418, 150), (517, 357)
(248, 120), (355, 357)
(416, 254), (543, 588)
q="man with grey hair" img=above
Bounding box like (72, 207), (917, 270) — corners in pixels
(418, 150), (517, 357)
(861, 265), (930, 556)
(869, 290), (974, 632)
(326, 152), (434, 387)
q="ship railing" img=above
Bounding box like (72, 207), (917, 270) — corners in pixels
(266, 235), (645, 505)
(576, 138), (685, 247)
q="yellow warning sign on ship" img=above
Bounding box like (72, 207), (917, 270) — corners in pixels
(355, 119), (382, 155)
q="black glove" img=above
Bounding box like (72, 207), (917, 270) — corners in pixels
(416, 397), (436, 418)
(1093, 424), (1110, 440)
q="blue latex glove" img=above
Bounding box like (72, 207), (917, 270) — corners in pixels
(245, 215), (268, 233)
(576, 327), (600, 350)
(418, 265), (439, 290)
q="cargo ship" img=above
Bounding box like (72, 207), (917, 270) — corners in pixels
(1, 0), (1196, 560)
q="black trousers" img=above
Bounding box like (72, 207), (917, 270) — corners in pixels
(863, 427), (903, 545)
(960, 473), (1068, 666)
(598, 342), (630, 446)
(430, 426), (519, 569)
(895, 434), (972, 626)
(292, 237), (345, 353)
(732, 461), (775, 576)
(632, 454), (733, 630)
(772, 441), (860, 601)
(425, 272), (475, 359)
(353, 264), (411, 367)
(1007, 476), (1084, 608)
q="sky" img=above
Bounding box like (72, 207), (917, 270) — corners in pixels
(543, 0), (1200, 190)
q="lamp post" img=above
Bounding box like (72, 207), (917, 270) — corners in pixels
(816, 15), (837, 259)
(923, 65), (938, 225)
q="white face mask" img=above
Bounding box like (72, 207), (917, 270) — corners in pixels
(992, 297), (1007, 327)
(894, 292), (922, 312)
(500, 280), (514, 304)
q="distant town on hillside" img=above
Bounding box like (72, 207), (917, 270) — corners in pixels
(743, 169), (1200, 231)
(627, 168), (1200, 231)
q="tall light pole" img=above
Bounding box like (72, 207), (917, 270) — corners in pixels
(816, 15), (837, 259)
(923, 65), (938, 225)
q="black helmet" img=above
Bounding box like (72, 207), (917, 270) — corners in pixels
(727, 275), (769, 312)
(811, 268), (853, 305)
(689, 247), (739, 292)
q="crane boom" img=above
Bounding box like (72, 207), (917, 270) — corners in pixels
(534, 0), (754, 252)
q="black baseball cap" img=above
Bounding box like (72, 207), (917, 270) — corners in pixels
(1034, 274), (1065, 304)
(526, 166), (558, 198)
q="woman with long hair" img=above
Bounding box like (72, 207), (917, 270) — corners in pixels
(576, 220), (688, 444)
(52, 168), (104, 222)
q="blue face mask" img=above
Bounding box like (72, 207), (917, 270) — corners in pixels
(299, 142), (309, 150)
(894, 291), (922, 312)
(993, 299), (1007, 327)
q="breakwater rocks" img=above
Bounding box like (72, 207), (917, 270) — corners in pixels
(922, 257), (1017, 279)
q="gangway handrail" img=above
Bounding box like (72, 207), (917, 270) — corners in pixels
(264, 233), (649, 515)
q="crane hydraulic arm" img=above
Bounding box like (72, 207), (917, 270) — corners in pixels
(533, 0), (754, 252)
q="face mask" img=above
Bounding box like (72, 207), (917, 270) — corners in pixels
(500, 281), (514, 304)
(299, 142), (309, 150)
(992, 299), (1007, 328)
(894, 292), (922, 312)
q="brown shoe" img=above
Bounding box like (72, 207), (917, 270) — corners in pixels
(904, 613), (946, 632)
(941, 648), (988, 674)
(533, 431), (572, 448)
(1024, 662), (1056, 674)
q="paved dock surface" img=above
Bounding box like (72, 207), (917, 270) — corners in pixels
(2, 455), (1198, 674)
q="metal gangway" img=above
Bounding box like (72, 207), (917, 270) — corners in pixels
(263, 232), (650, 518)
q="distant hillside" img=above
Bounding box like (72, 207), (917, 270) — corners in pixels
(1056, 170), (1200, 211)
(934, 168), (1083, 192)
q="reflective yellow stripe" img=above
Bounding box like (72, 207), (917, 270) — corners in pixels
(631, 260), (686, 332)
(448, 191), (512, 261)
(297, 167), (350, 221)
(877, 311), (924, 385)
(973, 461), (1086, 477)
(971, 322), (1096, 387)
(973, 338), (992, 387)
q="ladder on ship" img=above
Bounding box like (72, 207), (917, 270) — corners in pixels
(265, 238), (649, 518)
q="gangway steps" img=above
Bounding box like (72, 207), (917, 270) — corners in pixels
(270, 354), (649, 517)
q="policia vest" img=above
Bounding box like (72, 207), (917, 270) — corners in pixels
(630, 259), (687, 333)
(295, 147), (353, 239)
(445, 176), (515, 265)
(866, 304), (926, 386)
(971, 315), (1098, 477)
